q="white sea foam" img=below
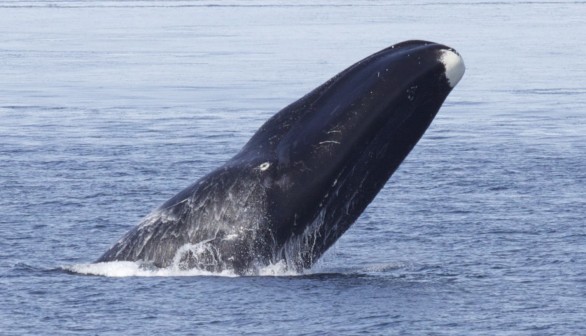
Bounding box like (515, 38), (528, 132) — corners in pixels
(64, 261), (305, 277)
(256, 260), (304, 277)
(64, 261), (238, 277)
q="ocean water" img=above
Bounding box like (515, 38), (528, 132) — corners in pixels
(1, 0), (585, 334)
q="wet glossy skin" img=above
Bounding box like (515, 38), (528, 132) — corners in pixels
(97, 40), (465, 274)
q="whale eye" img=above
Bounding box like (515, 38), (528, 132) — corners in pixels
(259, 162), (271, 171)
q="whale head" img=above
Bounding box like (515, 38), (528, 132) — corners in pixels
(227, 40), (465, 269)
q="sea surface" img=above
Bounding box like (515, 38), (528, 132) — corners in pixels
(1, 1), (585, 335)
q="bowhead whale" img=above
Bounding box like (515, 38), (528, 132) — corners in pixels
(97, 40), (465, 274)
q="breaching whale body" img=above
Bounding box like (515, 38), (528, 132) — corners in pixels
(97, 40), (465, 275)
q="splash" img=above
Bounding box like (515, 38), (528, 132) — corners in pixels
(256, 260), (303, 276)
(64, 261), (237, 277)
(63, 260), (306, 278)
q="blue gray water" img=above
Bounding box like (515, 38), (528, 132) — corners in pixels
(1, 1), (585, 334)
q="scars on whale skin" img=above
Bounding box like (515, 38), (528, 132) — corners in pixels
(96, 40), (465, 275)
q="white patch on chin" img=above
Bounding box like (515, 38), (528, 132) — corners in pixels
(438, 49), (465, 88)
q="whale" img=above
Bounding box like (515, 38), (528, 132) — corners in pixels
(96, 40), (465, 275)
